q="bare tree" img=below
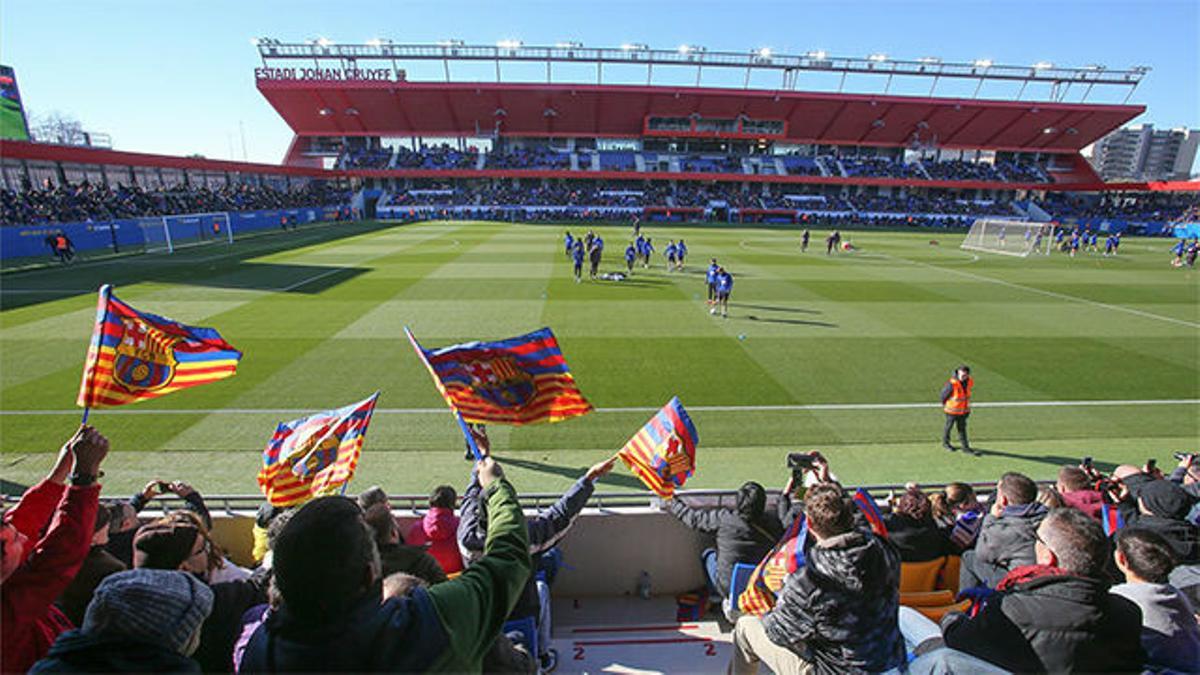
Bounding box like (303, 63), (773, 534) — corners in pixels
(28, 110), (87, 145)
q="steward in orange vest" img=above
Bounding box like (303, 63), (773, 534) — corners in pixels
(941, 366), (977, 455)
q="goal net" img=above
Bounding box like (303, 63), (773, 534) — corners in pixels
(961, 219), (1053, 257)
(141, 212), (233, 254)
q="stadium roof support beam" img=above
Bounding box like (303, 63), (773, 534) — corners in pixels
(255, 41), (1149, 102)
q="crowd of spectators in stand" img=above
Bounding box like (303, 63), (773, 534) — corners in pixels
(3, 424), (1198, 674)
(1041, 192), (1200, 222)
(839, 156), (927, 179)
(393, 144), (479, 170)
(679, 155), (745, 174)
(340, 146), (1057, 183)
(0, 180), (347, 226)
(340, 147), (392, 169)
(919, 159), (1005, 182)
(486, 148), (571, 170)
(855, 193), (1016, 216)
(757, 194), (855, 211)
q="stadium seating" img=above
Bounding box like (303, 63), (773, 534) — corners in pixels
(0, 181), (347, 226)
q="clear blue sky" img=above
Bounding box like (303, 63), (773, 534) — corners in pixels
(2, 0), (1197, 167)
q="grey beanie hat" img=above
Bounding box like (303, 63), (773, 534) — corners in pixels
(82, 569), (214, 654)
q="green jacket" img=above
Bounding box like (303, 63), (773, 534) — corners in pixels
(428, 478), (531, 671)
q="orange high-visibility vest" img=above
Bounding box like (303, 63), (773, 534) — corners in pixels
(944, 377), (973, 415)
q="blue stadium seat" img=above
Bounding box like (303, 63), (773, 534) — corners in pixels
(502, 615), (538, 661)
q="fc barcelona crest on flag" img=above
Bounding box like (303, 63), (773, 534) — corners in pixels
(466, 355), (535, 409)
(617, 397), (698, 499)
(113, 317), (179, 392)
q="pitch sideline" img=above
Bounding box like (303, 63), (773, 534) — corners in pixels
(2, 398), (1196, 416)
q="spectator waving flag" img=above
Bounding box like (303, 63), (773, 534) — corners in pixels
(616, 397), (698, 499)
(257, 393), (380, 507)
(405, 327), (592, 425)
(77, 285), (241, 409)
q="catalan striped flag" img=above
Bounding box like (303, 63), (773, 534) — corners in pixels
(77, 285), (241, 408)
(853, 488), (889, 538)
(616, 398), (698, 499)
(405, 327), (592, 425)
(738, 515), (808, 616)
(257, 393), (380, 507)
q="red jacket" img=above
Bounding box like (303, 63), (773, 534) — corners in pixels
(407, 507), (464, 575)
(1061, 489), (1105, 520)
(2, 480), (99, 674)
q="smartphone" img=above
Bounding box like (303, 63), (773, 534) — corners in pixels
(1146, 459), (1157, 472)
(155, 481), (171, 492)
(1081, 456), (1094, 469)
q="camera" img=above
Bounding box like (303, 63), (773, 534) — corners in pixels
(1174, 452), (1196, 462)
(787, 453), (819, 485)
(1081, 456), (1093, 469)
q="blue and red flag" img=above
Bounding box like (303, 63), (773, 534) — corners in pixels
(738, 514), (808, 616)
(77, 285), (241, 408)
(406, 327), (592, 425)
(1100, 503), (1125, 536)
(257, 393), (380, 507)
(617, 397), (698, 499)
(853, 488), (889, 538)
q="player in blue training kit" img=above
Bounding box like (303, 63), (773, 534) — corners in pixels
(564, 231), (574, 257)
(665, 241), (678, 271)
(1088, 231), (1099, 253)
(676, 240), (688, 270)
(705, 259), (719, 307)
(642, 237), (654, 268)
(712, 267), (733, 318)
(1104, 234), (1117, 256)
(572, 241), (584, 282)
(625, 243), (636, 273)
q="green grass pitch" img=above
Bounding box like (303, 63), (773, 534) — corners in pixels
(1, 220), (1197, 496)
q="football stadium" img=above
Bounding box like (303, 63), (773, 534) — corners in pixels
(2, 4), (1199, 673)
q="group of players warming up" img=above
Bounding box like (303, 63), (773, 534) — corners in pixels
(563, 221), (990, 452)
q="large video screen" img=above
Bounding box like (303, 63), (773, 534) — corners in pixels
(0, 65), (31, 141)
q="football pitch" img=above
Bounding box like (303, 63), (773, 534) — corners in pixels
(1, 219), (1197, 496)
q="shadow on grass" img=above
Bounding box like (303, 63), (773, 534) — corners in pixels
(968, 447), (1118, 474)
(497, 455), (647, 491)
(746, 314), (838, 328)
(732, 303), (823, 315)
(0, 220), (401, 310)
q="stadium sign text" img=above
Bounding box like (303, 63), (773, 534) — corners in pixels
(254, 67), (403, 82)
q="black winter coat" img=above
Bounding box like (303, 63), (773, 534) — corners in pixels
(882, 514), (952, 563)
(30, 630), (202, 673)
(668, 500), (783, 598)
(942, 573), (1145, 673)
(973, 503), (1047, 580)
(1128, 514), (1200, 564)
(762, 530), (906, 675)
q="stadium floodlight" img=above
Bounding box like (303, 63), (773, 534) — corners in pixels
(973, 59), (993, 68)
(366, 38), (384, 47)
(621, 43), (648, 51)
(806, 50), (827, 60)
(496, 39), (523, 49)
(249, 37), (260, 46)
(918, 56), (941, 64)
(437, 39), (465, 47)
(868, 53), (888, 62)
(1083, 63), (1106, 71)
(678, 44), (692, 54)
(555, 41), (583, 49)
(757, 47), (772, 59)
(316, 37), (332, 47)
(1032, 61), (1053, 70)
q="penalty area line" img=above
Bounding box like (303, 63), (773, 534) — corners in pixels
(2, 399), (1196, 416)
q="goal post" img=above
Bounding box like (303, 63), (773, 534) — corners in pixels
(961, 218), (1054, 257)
(150, 212), (232, 254)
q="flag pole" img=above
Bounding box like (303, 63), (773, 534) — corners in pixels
(79, 284), (114, 425)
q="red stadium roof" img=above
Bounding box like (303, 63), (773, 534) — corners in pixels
(258, 81), (1143, 153)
